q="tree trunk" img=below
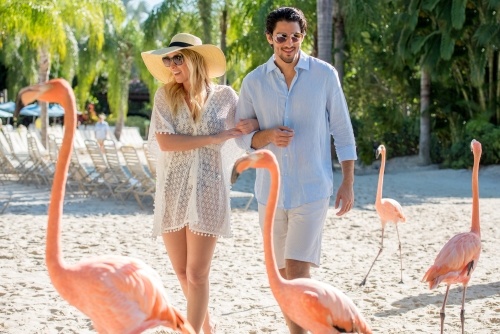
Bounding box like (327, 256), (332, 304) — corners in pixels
(493, 50), (499, 124)
(113, 62), (132, 141)
(419, 68), (431, 165)
(219, 1), (228, 85)
(198, 0), (212, 43)
(332, 0), (345, 84)
(38, 46), (50, 148)
(317, 0), (333, 64)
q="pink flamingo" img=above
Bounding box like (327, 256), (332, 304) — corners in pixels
(422, 139), (482, 334)
(17, 79), (194, 334)
(359, 144), (406, 286)
(232, 150), (372, 334)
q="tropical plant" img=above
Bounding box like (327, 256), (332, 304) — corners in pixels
(103, 18), (143, 140)
(0, 0), (124, 147)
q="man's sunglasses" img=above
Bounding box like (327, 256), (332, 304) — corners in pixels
(273, 32), (305, 44)
(162, 54), (184, 67)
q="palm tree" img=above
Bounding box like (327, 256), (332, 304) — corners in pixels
(317, 0), (333, 64)
(397, 0), (468, 165)
(0, 0), (124, 147)
(198, 0), (213, 43)
(104, 19), (143, 140)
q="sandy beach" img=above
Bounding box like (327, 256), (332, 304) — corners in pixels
(0, 158), (499, 333)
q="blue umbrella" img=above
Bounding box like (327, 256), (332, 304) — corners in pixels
(18, 103), (65, 118)
(0, 101), (15, 113)
(48, 104), (65, 117)
(20, 104), (40, 117)
(0, 110), (12, 118)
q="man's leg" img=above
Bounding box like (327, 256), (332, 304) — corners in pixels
(283, 198), (330, 334)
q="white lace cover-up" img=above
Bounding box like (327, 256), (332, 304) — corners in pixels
(148, 84), (244, 238)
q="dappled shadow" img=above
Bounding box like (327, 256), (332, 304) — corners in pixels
(374, 281), (500, 318)
(350, 167), (499, 208)
(1, 181), (148, 216)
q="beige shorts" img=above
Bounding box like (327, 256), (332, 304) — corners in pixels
(258, 197), (330, 269)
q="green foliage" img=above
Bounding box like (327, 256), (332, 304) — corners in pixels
(124, 115), (149, 138)
(442, 120), (500, 168)
(352, 105), (419, 165)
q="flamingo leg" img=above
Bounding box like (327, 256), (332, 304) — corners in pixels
(460, 284), (468, 334)
(359, 225), (385, 286)
(395, 224), (403, 284)
(457, 260), (474, 334)
(440, 284), (451, 334)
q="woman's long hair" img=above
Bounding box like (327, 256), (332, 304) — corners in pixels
(163, 49), (212, 122)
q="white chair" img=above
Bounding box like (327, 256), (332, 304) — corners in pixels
(230, 190), (254, 211)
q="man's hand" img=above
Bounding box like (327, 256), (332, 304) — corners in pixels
(334, 160), (355, 216)
(334, 181), (354, 216)
(269, 126), (294, 147)
(251, 126), (294, 149)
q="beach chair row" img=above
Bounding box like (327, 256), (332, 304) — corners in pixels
(48, 125), (146, 151)
(1, 126), (254, 210)
(0, 128), (156, 209)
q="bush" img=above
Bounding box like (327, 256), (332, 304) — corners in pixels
(125, 115), (150, 138)
(441, 120), (500, 168)
(352, 105), (419, 165)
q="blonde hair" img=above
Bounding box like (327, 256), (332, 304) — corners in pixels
(163, 49), (212, 122)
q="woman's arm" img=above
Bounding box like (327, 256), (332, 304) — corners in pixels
(155, 128), (244, 152)
(235, 118), (259, 134)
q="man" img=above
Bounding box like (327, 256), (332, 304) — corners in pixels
(235, 7), (357, 334)
(94, 113), (109, 150)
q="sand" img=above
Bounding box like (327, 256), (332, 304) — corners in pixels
(0, 158), (499, 333)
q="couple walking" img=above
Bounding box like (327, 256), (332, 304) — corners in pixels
(141, 6), (357, 334)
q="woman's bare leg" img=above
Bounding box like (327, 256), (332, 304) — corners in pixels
(163, 228), (217, 333)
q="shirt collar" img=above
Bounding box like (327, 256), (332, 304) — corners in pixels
(265, 50), (310, 74)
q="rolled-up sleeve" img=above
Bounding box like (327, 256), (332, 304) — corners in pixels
(235, 78), (257, 151)
(327, 70), (357, 162)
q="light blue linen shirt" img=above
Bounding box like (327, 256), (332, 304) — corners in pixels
(235, 51), (357, 209)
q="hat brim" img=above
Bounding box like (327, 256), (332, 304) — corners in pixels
(141, 45), (226, 84)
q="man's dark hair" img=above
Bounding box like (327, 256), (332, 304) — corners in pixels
(265, 7), (307, 35)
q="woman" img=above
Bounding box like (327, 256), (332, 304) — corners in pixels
(141, 33), (256, 334)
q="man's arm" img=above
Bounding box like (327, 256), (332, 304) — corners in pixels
(251, 126), (295, 149)
(334, 159), (355, 216)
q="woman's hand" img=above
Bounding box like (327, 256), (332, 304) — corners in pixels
(212, 128), (244, 145)
(235, 119), (259, 134)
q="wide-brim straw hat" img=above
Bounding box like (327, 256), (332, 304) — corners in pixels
(141, 33), (226, 84)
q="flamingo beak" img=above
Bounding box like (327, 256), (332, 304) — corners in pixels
(376, 148), (381, 159)
(231, 154), (249, 184)
(14, 83), (52, 118)
(231, 153), (254, 184)
(231, 164), (241, 184)
(231, 151), (268, 184)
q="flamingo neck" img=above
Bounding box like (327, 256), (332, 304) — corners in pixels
(376, 152), (385, 203)
(263, 158), (286, 290)
(46, 90), (76, 277)
(470, 151), (480, 236)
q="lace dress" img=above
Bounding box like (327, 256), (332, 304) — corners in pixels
(148, 84), (244, 238)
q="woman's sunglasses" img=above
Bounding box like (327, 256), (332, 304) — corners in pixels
(162, 54), (184, 67)
(273, 32), (305, 44)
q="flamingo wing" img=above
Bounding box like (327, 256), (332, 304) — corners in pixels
(66, 255), (174, 333)
(378, 198), (406, 223)
(292, 280), (372, 334)
(423, 232), (481, 288)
